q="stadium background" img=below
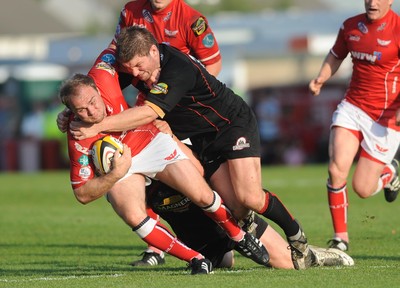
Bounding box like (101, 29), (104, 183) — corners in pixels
(1, 0), (397, 171)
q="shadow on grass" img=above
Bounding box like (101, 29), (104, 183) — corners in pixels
(0, 242), (188, 277)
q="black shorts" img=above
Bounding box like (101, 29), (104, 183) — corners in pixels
(190, 103), (261, 179)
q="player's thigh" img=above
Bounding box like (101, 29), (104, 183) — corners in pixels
(107, 174), (148, 226)
(227, 157), (264, 205)
(328, 126), (360, 182)
(156, 159), (214, 206)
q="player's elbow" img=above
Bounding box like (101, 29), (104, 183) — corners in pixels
(73, 188), (92, 205)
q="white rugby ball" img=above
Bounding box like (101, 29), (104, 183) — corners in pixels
(91, 135), (123, 175)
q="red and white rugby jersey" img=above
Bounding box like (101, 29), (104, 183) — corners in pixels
(331, 9), (400, 130)
(111, 0), (221, 67)
(68, 54), (159, 189)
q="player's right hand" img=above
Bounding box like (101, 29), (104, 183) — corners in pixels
(309, 77), (324, 96)
(110, 143), (131, 178)
(56, 108), (71, 133)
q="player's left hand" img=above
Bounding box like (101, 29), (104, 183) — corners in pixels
(153, 119), (173, 136)
(69, 120), (100, 140)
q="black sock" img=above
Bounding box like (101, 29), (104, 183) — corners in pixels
(260, 190), (300, 238)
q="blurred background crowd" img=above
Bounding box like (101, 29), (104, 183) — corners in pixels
(1, 0), (397, 171)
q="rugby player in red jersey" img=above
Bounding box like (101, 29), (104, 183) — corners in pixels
(309, 0), (400, 251)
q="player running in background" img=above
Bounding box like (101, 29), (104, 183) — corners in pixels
(68, 26), (317, 270)
(309, 0), (400, 251)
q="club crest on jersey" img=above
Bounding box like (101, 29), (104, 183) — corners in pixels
(357, 22), (368, 34)
(191, 17), (208, 36)
(95, 62), (115, 75)
(101, 53), (116, 65)
(232, 137), (250, 151)
(150, 83), (168, 95)
(142, 9), (154, 23)
(202, 33), (215, 48)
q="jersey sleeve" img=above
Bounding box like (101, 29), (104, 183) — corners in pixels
(67, 130), (96, 190)
(111, 2), (133, 46)
(331, 23), (349, 60)
(183, 10), (221, 66)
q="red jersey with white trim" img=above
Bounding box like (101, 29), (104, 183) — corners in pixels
(331, 9), (400, 131)
(68, 48), (159, 189)
(112, 0), (221, 66)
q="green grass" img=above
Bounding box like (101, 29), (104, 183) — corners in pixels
(0, 165), (399, 288)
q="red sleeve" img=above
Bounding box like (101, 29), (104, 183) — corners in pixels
(67, 127), (98, 190)
(181, 3), (221, 66)
(331, 23), (349, 60)
(88, 53), (129, 114)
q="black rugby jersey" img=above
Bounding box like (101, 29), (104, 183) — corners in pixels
(135, 44), (247, 140)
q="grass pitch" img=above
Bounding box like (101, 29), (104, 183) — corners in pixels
(0, 165), (399, 288)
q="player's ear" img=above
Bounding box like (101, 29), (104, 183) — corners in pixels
(150, 45), (159, 57)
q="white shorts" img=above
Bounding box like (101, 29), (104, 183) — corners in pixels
(120, 132), (188, 184)
(332, 100), (400, 164)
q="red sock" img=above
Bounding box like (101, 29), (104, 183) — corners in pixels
(202, 191), (244, 241)
(134, 217), (201, 262)
(381, 165), (394, 187)
(327, 182), (348, 234)
(144, 207), (164, 254)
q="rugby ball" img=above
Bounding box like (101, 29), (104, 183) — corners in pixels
(91, 135), (124, 175)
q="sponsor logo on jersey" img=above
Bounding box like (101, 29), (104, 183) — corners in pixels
(95, 62), (115, 75)
(350, 51), (379, 63)
(142, 9), (154, 23)
(165, 29), (178, 37)
(375, 144), (388, 153)
(377, 38), (391, 47)
(202, 33), (215, 48)
(164, 149), (178, 160)
(78, 155), (89, 166)
(163, 11), (172, 22)
(101, 53), (116, 65)
(232, 137), (250, 151)
(348, 35), (360, 42)
(75, 142), (90, 155)
(191, 17), (208, 36)
(155, 194), (191, 212)
(79, 166), (91, 179)
(150, 83), (168, 94)
(357, 22), (368, 34)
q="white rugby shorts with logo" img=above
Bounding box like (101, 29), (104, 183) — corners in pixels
(331, 99), (400, 164)
(120, 132), (188, 184)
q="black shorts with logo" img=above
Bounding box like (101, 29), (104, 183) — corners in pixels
(190, 103), (261, 179)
